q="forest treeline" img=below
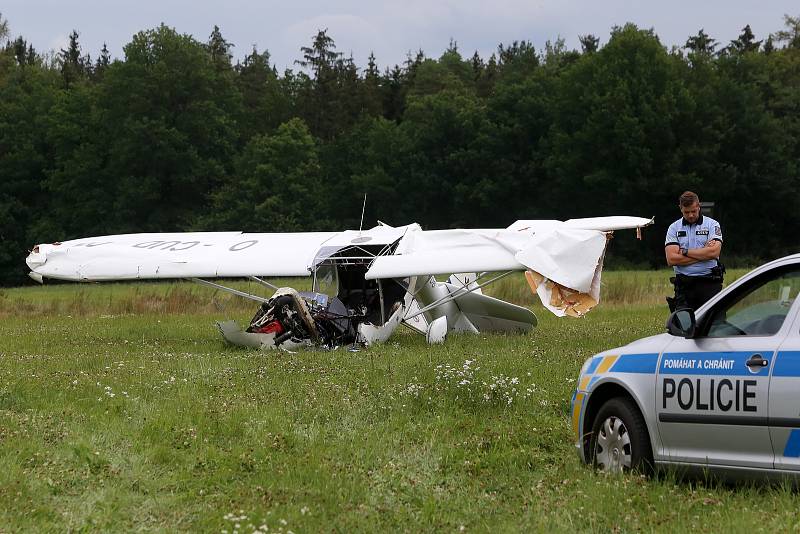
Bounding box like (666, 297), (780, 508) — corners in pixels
(1, 14), (799, 285)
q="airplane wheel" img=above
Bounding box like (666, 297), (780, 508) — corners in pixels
(589, 397), (653, 475)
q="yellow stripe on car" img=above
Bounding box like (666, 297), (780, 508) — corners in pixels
(579, 375), (591, 390)
(572, 393), (585, 439)
(595, 355), (619, 374)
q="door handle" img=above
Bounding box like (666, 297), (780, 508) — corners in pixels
(746, 354), (769, 368)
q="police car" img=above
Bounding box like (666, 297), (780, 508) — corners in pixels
(572, 253), (800, 479)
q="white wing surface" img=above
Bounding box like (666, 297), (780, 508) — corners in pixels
(26, 231), (337, 281)
(26, 217), (652, 320)
(364, 229), (529, 280)
(365, 226), (608, 292)
(366, 217), (652, 292)
(507, 216), (653, 232)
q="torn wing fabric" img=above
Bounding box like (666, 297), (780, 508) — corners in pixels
(26, 231), (337, 281)
(524, 242), (607, 318)
(513, 228), (608, 294)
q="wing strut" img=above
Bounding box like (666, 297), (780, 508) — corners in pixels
(400, 320), (427, 336)
(404, 271), (514, 321)
(248, 276), (278, 291)
(189, 278), (269, 303)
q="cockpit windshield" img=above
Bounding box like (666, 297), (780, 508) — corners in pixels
(314, 263), (339, 295)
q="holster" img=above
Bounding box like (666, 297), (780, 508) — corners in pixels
(667, 276), (679, 312)
(710, 262), (726, 282)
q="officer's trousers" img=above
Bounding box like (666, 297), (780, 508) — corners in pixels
(667, 275), (723, 312)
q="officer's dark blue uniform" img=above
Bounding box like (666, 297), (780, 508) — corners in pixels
(665, 214), (724, 311)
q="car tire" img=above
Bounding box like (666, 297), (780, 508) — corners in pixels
(589, 396), (653, 475)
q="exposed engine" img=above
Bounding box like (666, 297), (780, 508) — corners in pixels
(246, 288), (358, 348)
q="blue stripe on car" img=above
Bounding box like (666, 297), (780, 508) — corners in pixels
(585, 358), (601, 374)
(609, 353), (659, 373)
(773, 352), (800, 377)
(783, 429), (800, 457)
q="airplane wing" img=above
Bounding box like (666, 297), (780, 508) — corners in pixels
(366, 216), (653, 317)
(26, 224), (420, 283)
(364, 227), (605, 291)
(364, 229), (527, 279)
(26, 216), (652, 319)
(507, 215), (654, 232)
(365, 216), (652, 292)
(26, 231), (338, 282)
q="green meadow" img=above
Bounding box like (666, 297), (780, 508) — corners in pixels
(3, 270), (800, 532)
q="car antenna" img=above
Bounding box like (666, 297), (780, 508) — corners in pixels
(358, 193), (367, 235)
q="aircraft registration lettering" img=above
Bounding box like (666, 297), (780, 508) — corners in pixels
(73, 241), (113, 248)
(168, 241), (200, 251)
(133, 240), (207, 251)
(229, 240), (258, 251)
(133, 240), (179, 249)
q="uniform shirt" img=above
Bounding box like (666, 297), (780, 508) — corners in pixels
(665, 214), (723, 276)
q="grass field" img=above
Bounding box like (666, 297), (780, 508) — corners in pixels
(3, 270), (800, 532)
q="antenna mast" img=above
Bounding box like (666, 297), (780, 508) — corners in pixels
(358, 193), (367, 234)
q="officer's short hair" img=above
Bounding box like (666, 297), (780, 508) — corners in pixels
(679, 191), (699, 208)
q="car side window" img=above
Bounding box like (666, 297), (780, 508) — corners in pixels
(706, 267), (800, 338)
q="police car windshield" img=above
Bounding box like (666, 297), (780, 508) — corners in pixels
(706, 268), (800, 338)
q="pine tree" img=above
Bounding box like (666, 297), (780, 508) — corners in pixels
(471, 50), (484, 80)
(296, 29), (341, 78)
(294, 30), (366, 139)
(579, 34), (600, 54)
(383, 64), (407, 120)
(12, 37), (26, 65)
(236, 45), (290, 139)
(206, 25), (233, 70)
(363, 52), (383, 116)
(92, 43), (111, 81)
(763, 34), (775, 54)
(497, 40), (539, 76)
(59, 30), (86, 86)
(685, 29), (717, 55)
(726, 25), (761, 55)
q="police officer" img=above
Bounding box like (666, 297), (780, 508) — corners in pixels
(665, 191), (724, 311)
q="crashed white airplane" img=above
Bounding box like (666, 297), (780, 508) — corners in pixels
(25, 216), (652, 350)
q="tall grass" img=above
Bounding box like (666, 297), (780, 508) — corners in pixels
(2, 269), (751, 318)
(470, 269), (750, 307)
(0, 278), (310, 318)
(1, 280), (797, 532)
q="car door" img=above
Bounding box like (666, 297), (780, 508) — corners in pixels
(766, 269), (800, 471)
(657, 264), (800, 469)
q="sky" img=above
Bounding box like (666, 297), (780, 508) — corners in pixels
(2, 1), (797, 71)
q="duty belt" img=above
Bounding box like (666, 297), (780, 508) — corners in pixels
(673, 273), (722, 285)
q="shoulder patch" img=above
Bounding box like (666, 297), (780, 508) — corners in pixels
(715, 225), (721, 236)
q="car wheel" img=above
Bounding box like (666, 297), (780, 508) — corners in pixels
(590, 396), (653, 475)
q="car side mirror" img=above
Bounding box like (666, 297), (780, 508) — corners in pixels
(666, 309), (696, 338)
